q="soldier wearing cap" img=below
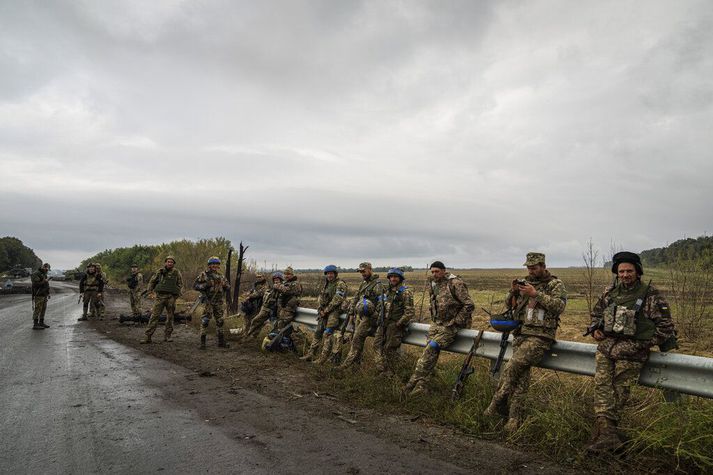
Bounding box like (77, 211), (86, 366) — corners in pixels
(78, 263), (104, 321)
(30, 263), (52, 329)
(242, 272), (285, 339)
(373, 268), (414, 373)
(240, 273), (268, 329)
(272, 266), (302, 330)
(585, 251), (676, 453)
(194, 256), (231, 349)
(302, 265), (348, 363)
(404, 261), (474, 396)
(141, 256), (183, 344)
(338, 262), (385, 369)
(484, 252), (567, 433)
(126, 264), (144, 317)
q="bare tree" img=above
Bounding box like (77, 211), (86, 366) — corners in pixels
(582, 238), (602, 314)
(668, 258), (712, 342)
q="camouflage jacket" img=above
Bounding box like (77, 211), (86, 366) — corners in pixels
(382, 283), (414, 326)
(127, 272), (143, 292)
(274, 275), (302, 312)
(318, 278), (348, 316)
(80, 272), (104, 293)
(509, 272), (567, 341)
(148, 267), (183, 296)
(591, 280), (675, 362)
(193, 269), (229, 300)
(244, 281), (267, 301)
(350, 274), (383, 317)
(429, 273), (474, 328)
(31, 268), (50, 297)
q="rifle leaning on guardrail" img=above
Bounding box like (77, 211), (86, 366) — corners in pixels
(451, 329), (484, 401)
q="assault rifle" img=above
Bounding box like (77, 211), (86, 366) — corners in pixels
(482, 307), (518, 376)
(189, 294), (207, 315)
(77, 293), (83, 304)
(265, 322), (294, 352)
(451, 329), (484, 401)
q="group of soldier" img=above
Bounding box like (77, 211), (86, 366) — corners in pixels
(31, 249), (677, 454)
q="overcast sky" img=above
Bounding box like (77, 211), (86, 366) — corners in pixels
(1, 0), (712, 270)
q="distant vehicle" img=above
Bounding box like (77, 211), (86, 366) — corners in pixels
(9, 266), (30, 278)
(49, 270), (66, 281)
(3, 280), (12, 289)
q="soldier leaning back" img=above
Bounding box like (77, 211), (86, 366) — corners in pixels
(141, 256), (183, 344)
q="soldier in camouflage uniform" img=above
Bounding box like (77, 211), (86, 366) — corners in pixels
(303, 265), (348, 364)
(93, 263), (108, 319)
(484, 252), (567, 433)
(404, 261), (474, 396)
(78, 263), (104, 321)
(585, 252), (676, 453)
(240, 273), (267, 329)
(31, 263), (51, 329)
(373, 268), (414, 373)
(273, 267), (302, 330)
(194, 256), (231, 349)
(338, 262), (385, 369)
(126, 265), (144, 317)
(141, 256), (183, 344)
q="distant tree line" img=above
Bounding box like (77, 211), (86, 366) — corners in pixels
(640, 235), (713, 269)
(0, 236), (42, 272)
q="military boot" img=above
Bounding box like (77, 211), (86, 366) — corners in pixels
(299, 346), (318, 361)
(504, 417), (521, 434)
(140, 336), (152, 344)
(32, 320), (43, 330)
(484, 397), (509, 419)
(585, 417), (622, 453)
(200, 335), (207, 350)
(409, 382), (428, 397)
(217, 333), (229, 348)
(77, 315), (88, 321)
(39, 320), (50, 328)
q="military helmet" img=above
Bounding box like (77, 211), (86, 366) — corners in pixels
(207, 256), (221, 265)
(272, 271), (285, 281)
(489, 316), (522, 333)
(611, 251), (643, 275)
(323, 264), (338, 274)
(387, 267), (405, 280)
(283, 266), (294, 275)
(355, 297), (375, 317)
(165, 255), (176, 263)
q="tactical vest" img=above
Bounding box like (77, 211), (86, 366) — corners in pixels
(154, 269), (181, 295)
(127, 273), (139, 290)
(318, 280), (338, 309)
(202, 271), (225, 297)
(604, 281), (655, 341)
(84, 273), (101, 291)
(516, 276), (560, 331)
(384, 285), (407, 322)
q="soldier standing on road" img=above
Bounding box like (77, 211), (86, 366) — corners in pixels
(240, 273), (267, 329)
(403, 261), (474, 396)
(242, 272), (284, 339)
(585, 252), (676, 453)
(94, 263), (108, 320)
(303, 265), (348, 364)
(78, 263), (104, 321)
(373, 268), (414, 374)
(338, 262), (384, 369)
(483, 252), (567, 433)
(141, 256), (183, 344)
(126, 265), (144, 317)
(194, 256), (231, 350)
(31, 263), (51, 330)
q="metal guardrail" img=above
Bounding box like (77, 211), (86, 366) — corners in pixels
(293, 307), (713, 399)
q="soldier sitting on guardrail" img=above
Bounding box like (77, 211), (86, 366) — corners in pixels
(585, 251), (677, 453)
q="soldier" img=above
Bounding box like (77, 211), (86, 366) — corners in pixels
(240, 273), (268, 329)
(126, 264), (144, 317)
(141, 256), (183, 344)
(78, 263), (104, 321)
(273, 267), (302, 330)
(339, 262), (384, 369)
(194, 256), (231, 349)
(30, 263), (51, 329)
(373, 268), (414, 373)
(94, 263), (108, 320)
(403, 261), (474, 396)
(483, 252), (567, 433)
(585, 252), (676, 453)
(302, 265), (348, 364)
(242, 272), (284, 339)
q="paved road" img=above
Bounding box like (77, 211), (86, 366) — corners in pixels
(0, 285), (482, 474)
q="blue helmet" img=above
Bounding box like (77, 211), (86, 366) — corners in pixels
(387, 267), (405, 280)
(207, 256), (221, 265)
(271, 272), (285, 281)
(323, 264), (338, 274)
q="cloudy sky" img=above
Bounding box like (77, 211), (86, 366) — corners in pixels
(1, 0), (712, 270)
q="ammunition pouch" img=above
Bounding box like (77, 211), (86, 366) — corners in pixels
(604, 305), (637, 336)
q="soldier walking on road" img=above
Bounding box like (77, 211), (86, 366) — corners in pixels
(483, 252), (567, 433)
(303, 265), (348, 364)
(339, 262), (384, 369)
(126, 265), (144, 317)
(141, 256), (183, 344)
(373, 268), (414, 374)
(31, 263), (51, 329)
(403, 261), (474, 397)
(585, 252), (676, 453)
(194, 256), (231, 350)
(78, 263), (104, 321)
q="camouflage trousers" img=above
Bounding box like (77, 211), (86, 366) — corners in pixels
(373, 321), (406, 372)
(407, 324), (459, 388)
(83, 290), (105, 318)
(246, 308), (295, 337)
(129, 289), (142, 316)
(490, 335), (552, 422)
(313, 310), (344, 362)
(33, 296), (48, 322)
(341, 316), (377, 367)
(593, 351), (645, 422)
(145, 293), (176, 338)
(200, 296), (225, 337)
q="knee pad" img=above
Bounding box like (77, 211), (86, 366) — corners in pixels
(427, 340), (441, 352)
(201, 316), (210, 327)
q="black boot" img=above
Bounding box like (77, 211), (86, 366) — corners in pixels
(39, 320), (50, 328)
(217, 333), (229, 348)
(32, 320), (43, 330)
(78, 315), (88, 321)
(200, 335), (206, 350)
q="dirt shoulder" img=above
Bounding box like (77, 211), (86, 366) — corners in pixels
(89, 289), (579, 474)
